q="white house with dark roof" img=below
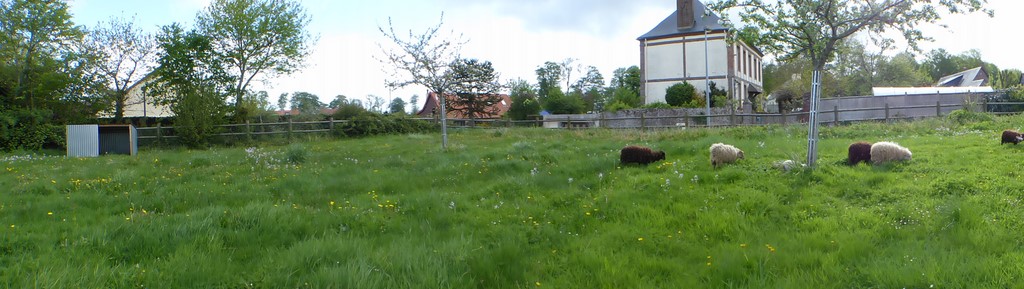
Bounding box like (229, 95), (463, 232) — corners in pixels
(638, 0), (763, 109)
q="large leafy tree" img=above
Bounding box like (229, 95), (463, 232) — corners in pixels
(447, 58), (503, 123)
(0, 0), (84, 109)
(197, 0), (313, 121)
(148, 24), (230, 148)
(711, 0), (992, 166)
(378, 14), (464, 149)
(535, 61), (561, 102)
(84, 15), (157, 122)
(388, 97), (407, 114)
(610, 66), (641, 97)
(506, 78), (540, 121)
(288, 91), (323, 115)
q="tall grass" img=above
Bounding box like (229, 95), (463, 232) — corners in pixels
(3, 113), (1024, 288)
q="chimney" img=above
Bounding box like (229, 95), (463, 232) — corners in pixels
(677, 0), (695, 30)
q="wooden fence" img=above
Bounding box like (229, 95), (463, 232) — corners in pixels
(135, 100), (1024, 145)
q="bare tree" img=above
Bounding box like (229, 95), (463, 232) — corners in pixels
(378, 14), (464, 149)
(85, 15), (156, 122)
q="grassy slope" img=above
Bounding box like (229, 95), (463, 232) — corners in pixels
(3, 115), (1024, 288)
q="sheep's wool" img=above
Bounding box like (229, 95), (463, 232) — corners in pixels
(870, 141), (912, 164)
(710, 143), (743, 168)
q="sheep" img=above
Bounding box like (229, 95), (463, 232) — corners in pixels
(847, 141), (872, 166)
(869, 141), (912, 164)
(1001, 130), (1023, 145)
(710, 143), (744, 169)
(620, 145), (665, 165)
(772, 159), (803, 172)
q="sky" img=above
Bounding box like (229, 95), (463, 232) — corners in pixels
(67, 0), (1024, 111)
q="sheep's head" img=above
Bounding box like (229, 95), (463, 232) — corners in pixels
(654, 151), (666, 161)
(738, 150), (745, 159)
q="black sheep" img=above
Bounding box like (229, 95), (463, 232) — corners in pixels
(847, 141), (872, 165)
(1002, 130), (1023, 145)
(620, 145), (665, 165)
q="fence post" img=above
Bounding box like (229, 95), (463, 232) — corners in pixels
(245, 120), (252, 142)
(287, 116), (293, 141)
(156, 123), (163, 144)
(566, 115), (572, 130)
(885, 103), (890, 123)
(328, 117), (334, 131)
(598, 113), (604, 128)
(640, 112), (646, 130)
(936, 101), (941, 117)
(684, 109), (689, 128)
(781, 109), (787, 126)
(730, 109), (736, 126)
(833, 105), (839, 126)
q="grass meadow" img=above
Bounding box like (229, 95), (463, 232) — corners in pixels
(3, 113), (1024, 288)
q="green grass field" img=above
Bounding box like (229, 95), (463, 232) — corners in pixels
(4, 113), (1024, 288)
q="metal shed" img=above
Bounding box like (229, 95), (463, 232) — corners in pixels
(67, 124), (138, 157)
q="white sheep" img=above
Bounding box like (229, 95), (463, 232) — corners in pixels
(772, 159), (803, 172)
(870, 141), (912, 164)
(710, 143), (744, 169)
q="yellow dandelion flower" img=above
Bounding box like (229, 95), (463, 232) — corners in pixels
(585, 212), (591, 216)
(330, 201), (335, 206)
(638, 237), (644, 241)
(535, 282), (541, 287)
(47, 212), (53, 216)
(706, 262), (712, 266)
(740, 243), (748, 248)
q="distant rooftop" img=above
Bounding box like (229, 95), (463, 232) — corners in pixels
(936, 67), (988, 87)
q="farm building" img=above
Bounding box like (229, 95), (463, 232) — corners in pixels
(97, 74), (173, 119)
(936, 66), (988, 87)
(417, 92), (512, 119)
(638, 0), (763, 109)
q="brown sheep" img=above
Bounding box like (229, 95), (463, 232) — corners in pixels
(1002, 130), (1023, 145)
(847, 141), (872, 165)
(620, 145), (666, 165)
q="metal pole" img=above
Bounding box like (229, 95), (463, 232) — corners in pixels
(806, 70), (822, 166)
(704, 28), (711, 126)
(438, 92), (448, 149)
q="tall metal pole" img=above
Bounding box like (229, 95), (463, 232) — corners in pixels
(704, 28), (711, 125)
(438, 92), (448, 149)
(806, 70), (822, 166)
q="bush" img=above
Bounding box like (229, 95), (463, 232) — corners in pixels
(333, 114), (437, 138)
(947, 109), (993, 125)
(0, 109), (64, 151)
(665, 82), (696, 107)
(603, 101), (632, 113)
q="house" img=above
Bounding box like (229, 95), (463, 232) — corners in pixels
(637, 0), (763, 109)
(97, 74), (173, 119)
(936, 66), (988, 87)
(417, 92), (512, 119)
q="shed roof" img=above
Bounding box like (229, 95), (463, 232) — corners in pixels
(936, 66), (987, 87)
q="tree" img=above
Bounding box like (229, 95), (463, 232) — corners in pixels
(535, 61), (562, 103)
(197, 0), (313, 121)
(610, 66), (641, 97)
(506, 78), (540, 121)
(558, 58), (582, 92)
(447, 58), (503, 123)
(388, 97), (407, 114)
(84, 15), (156, 122)
(0, 0), (84, 109)
(289, 91), (323, 115)
(277, 92), (288, 110)
(365, 94), (385, 113)
(875, 52), (931, 87)
(665, 82), (697, 107)
(543, 89), (585, 114)
(573, 66), (604, 93)
(378, 14), (464, 149)
(327, 95), (347, 109)
(148, 23), (230, 148)
(408, 94), (419, 114)
(712, 0), (992, 166)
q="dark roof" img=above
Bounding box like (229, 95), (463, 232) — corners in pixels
(638, 0), (726, 40)
(936, 66), (987, 87)
(417, 92), (512, 119)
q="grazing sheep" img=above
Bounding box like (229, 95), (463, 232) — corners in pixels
(847, 141), (873, 166)
(1001, 130), (1023, 145)
(710, 143), (744, 168)
(620, 145), (665, 165)
(870, 142), (912, 164)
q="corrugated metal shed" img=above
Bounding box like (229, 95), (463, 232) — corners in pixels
(66, 124), (138, 157)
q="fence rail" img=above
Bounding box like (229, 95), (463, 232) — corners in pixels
(135, 100), (1024, 145)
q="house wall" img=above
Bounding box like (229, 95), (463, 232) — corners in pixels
(98, 77), (174, 118)
(642, 32), (729, 104)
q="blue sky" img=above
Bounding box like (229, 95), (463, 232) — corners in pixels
(68, 0), (1023, 109)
